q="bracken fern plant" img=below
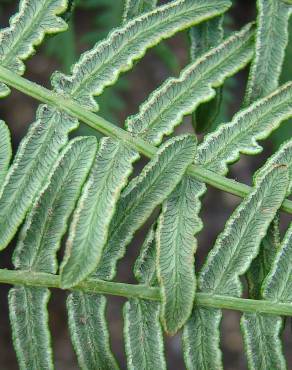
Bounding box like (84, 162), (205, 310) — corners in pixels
(0, 0), (292, 369)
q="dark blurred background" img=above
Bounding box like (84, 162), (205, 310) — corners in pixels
(0, 0), (292, 369)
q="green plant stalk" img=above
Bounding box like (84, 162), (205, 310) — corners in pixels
(0, 65), (291, 214)
(1, 269), (292, 316)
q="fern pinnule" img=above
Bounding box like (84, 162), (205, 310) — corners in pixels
(51, 0), (231, 111)
(183, 165), (289, 369)
(0, 106), (78, 250)
(95, 134), (197, 281)
(0, 120), (11, 188)
(67, 292), (119, 370)
(244, 0), (292, 106)
(9, 137), (97, 370)
(189, 16), (224, 133)
(60, 138), (137, 288)
(156, 176), (202, 334)
(0, 0), (68, 97)
(124, 226), (166, 370)
(126, 23), (254, 145)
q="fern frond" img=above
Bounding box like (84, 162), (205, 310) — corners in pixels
(67, 292), (119, 370)
(95, 134), (196, 280)
(189, 16), (224, 133)
(0, 120), (11, 188)
(156, 176), (203, 334)
(183, 166), (289, 369)
(126, 23), (254, 145)
(244, 0), (292, 106)
(0, 0), (68, 97)
(60, 138), (137, 288)
(123, 0), (158, 23)
(51, 0), (231, 111)
(0, 106), (78, 250)
(124, 225), (166, 370)
(198, 82), (292, 175)
(9, 137), (96, 370)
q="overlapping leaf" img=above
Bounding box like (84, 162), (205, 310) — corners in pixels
(0, 0), (68, 97)
(52, 0), (231, 111)
(126, 23), (254, 145)
(60, 138), (137, 288)
(0, 105), (78, 250)
(0, 120), (11, 188)
(124, 226), (166, 370)
(9, 137), (97, 370)
(95, 135), (196, 280)
(244, 0), (292, 106)
(183, 166), (289, 369)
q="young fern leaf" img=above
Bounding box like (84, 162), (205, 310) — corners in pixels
(0, 0), (68, 97)
(51, 0), (231, 111)
(244, 0), (292, 106)
(126, 23), (254, 145)
(95, 134), (197, 280)
(241, 139), (292, 370)
(67, 293), (119, 370)
(0, 120), (11, 188)
(124, 226), (166, 370)
(189, 16), (224, 133)
(183, 166), (289, 369)
(0, 105), (78, 250)
(156, 176), (203, 334)
(123, 0), (158, 23)
(9, 137), (97, 370)
(60, 138), (137, 288)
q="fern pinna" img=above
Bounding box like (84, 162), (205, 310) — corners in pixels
(0, 0), (292, 368)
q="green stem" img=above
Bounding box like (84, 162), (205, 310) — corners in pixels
(1, 269), (292, 316)
(0, 65), (292, 214)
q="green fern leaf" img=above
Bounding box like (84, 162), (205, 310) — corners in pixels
(9, 137), (96, 370)
(124, 225), (166, 370)
(241, 139), (292, 370)
(183, 166), (289, 369)
(0, 0), (68, 97)
(95, 134), (196, 280)
(67, 292), (119, 370)
(189, 16), (224, 133)
(244, 0), (292, 106)
(156, 176), (203, 334)
(0, 106), (78, 250)
(134, 225), (157, 285)
(126, 23), (254, 145)
(241, 313), (285, 370)
(12, 136), (97, 273)
(124, 299), (166, 370)
(60, 138), (137, 288)
(0, 120), (11, 188)
(198, 82), (292, 175)
(246, 216), (280, 299)
(9, 287), (53, 370)
(51, 0), (231, 111)
(123, 0), (158, 23)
